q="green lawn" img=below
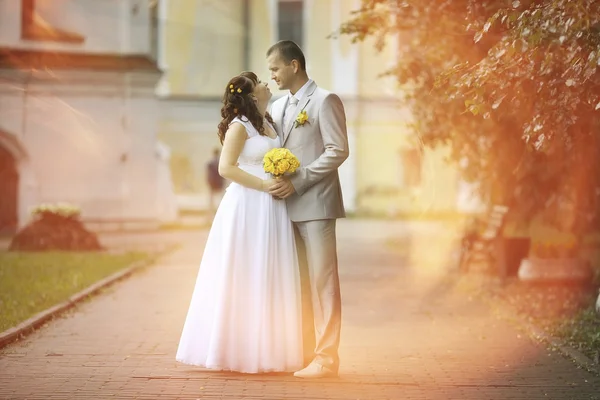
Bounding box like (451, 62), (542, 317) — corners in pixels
(553, 305), (600, 362)
(0, 251), (149, 332)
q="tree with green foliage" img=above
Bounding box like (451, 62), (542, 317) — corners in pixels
(336, 0), (600, 237)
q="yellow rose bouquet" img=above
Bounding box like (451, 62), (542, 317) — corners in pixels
(263, 148), (300, 178)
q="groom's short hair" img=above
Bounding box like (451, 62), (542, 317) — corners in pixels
(266, 40), (306, 71)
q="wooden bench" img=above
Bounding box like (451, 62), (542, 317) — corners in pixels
(458, 204), (510, 273)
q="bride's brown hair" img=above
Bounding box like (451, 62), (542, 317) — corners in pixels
(218, 75), (269, 144)
(238, 71), (275, 128)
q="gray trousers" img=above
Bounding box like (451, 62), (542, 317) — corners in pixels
(293, 219), (342, 372)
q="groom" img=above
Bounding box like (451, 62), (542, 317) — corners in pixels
(266, 40), (349, 379)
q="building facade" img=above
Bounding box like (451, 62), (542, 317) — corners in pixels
(0, 0), (177, 232)
(157, 0), (472, 216)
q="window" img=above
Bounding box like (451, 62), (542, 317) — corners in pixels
(277, 0), (303, 48)
(400, 148), (422, 188)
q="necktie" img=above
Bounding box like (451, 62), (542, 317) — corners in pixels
(284, 96), (299, 132)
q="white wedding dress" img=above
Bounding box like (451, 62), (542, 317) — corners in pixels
(176, 117), (303, 373)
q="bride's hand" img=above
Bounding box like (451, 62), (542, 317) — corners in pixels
(261, 177), (278, 193)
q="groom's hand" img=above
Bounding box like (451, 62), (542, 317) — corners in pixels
(269, 178), (296, 199)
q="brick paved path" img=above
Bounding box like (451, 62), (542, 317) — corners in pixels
(1, 220), (599, 399)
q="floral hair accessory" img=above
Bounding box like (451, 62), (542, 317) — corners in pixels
(229, 84), (244, 94)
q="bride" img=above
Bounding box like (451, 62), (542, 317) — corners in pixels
(175, 72), (304, 373)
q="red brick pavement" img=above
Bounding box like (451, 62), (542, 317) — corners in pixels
(1, 220), (599, 399)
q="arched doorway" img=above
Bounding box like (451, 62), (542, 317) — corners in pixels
(0, 144), (18, 233)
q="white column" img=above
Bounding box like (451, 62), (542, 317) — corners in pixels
(269, 0), (279, 41)
(155, 0), (170, 97)
(119, 0), (132, 53)
(302, 0), (312, 61)
(157, 0), (168, 69)
(331, 0), (359, 96)
(331, 0), (358, 212)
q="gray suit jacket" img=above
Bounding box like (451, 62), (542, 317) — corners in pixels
(269, 81), (349, 222)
